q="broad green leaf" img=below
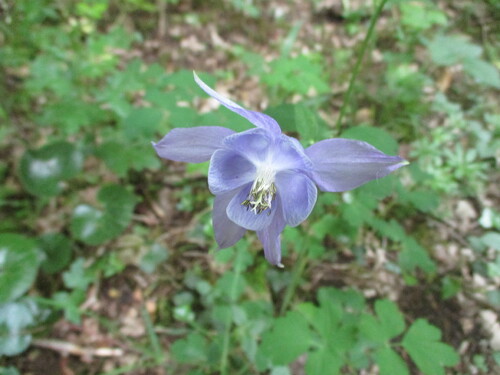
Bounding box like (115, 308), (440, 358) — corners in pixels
(18, 141), (83, 196)
(38, 233), (73, 274)
(171, 332), (208, 363)
(402, 319), (459, 375)
(0, 299), (39, 356)
(70, 184), (137, 245)
(341, 126), (399, 155)
(375, 346), (409, 375)
(259, 311), (312, 365)
(0, 234), (40, 304)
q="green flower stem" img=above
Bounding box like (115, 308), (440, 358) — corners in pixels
(335, 0), (389, 133)
(279, 239), (308, 315)
(220, 248), (244, 375)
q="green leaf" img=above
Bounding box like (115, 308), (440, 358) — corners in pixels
(122, 107), (164, 140)
(374, 346), (409, 375)
(140, 244), (169, 274)
(18, 141), (83, 196)
(0, 367), (20, 375)
(62, 258), (94, 290)
(305, 347), (342, 375)
(294, 103), (318, 143)
(341, 126), (399, 155)
(0, 299), (39, 356)
(38, 233), (73, 274)
(259, 311), (312, 365)
(463, 59), (500, 89)
(95, 141), (131, 177)
(70, 184), (137, 245)
(400, 2), (447, 30)
(171, 332), (208, 363)
(399, 237), (437, 274)
(402, 319), (459, 375)
(0, 234), (40, 304)
(52, 290), (86, 324)
(375, 300), (406, 338)
(480, 232), (500, 251)
(427, 35), (482, 66)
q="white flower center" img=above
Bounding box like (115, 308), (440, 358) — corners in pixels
(241, 164), (277, 215)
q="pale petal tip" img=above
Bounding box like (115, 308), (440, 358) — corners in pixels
(400, 159), (410, 166)
(277, 262), (285, 268)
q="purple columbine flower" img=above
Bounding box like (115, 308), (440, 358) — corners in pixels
(153, 72), (408, 267)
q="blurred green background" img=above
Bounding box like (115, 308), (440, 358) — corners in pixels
(0, 0), (499, 374)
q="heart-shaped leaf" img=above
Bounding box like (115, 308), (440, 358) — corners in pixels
(18, 141), (83, 196)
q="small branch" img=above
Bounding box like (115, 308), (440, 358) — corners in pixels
(32, 338), (124, 359)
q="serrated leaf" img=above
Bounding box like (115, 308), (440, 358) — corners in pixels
(402, 319), (459, 375)
(374, 299), (406, 339)
(427, 35), (482, 66)
(259, 311), (312, 365)
(399, 237), (437, 274)
(305, 347), (342, 375)
(18, 141), (83, 196)
(70, 184), (137, 245)
(0, 234), (40, 304)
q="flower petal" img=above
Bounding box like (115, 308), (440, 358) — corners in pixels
(153, 126), (234, 163)
(208, 149), (256, 194)
(213, 190), (246, 249)
(275, 172), (317, 227)
(305, 139), (408, 192)
(194, 72), (281, 135)
(257, 207), (286, 267)
(223, 128), (272, 165)
(226, 183), (276, 231)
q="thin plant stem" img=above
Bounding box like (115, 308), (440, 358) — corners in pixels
(335, 0), (389, 133)
(220, 247), (244, 375)
(279, 239), (308, 315)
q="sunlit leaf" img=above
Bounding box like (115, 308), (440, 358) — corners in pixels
(0, 234), (40, 304)
(18, 141), (83, 196)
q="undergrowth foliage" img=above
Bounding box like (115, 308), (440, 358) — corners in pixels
(0, 0), (499, 374)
